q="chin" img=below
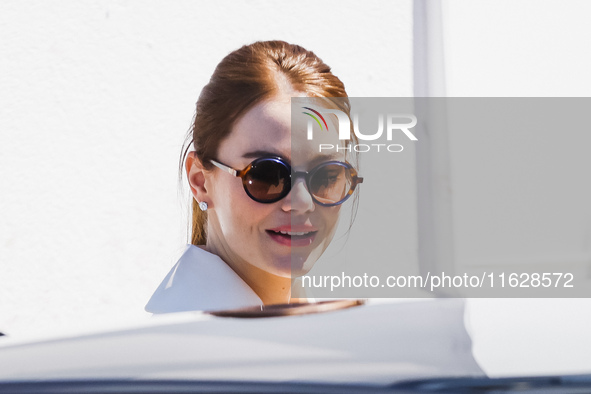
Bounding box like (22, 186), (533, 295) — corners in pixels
(288, 253), (318, 278)
(266, 253), (315, 278)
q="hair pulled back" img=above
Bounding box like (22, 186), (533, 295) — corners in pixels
(182, 40), (350, 245)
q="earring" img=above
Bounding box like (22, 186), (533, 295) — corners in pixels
(198, 201), (208, 212)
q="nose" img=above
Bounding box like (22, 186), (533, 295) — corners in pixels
(281, 177), (315, 213)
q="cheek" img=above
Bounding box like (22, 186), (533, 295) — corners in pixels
(323, 206), (343, 246)
(213, 178), (268, 239)
(313, 206), (342, 248)
(323, 206), (342, 231)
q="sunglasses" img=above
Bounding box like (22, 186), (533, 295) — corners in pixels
(210, 157), (363, 206)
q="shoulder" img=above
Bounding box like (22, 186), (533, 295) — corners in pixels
(145, 245), (263, 314)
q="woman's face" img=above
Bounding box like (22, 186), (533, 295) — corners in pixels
(202, 94), (345, 279)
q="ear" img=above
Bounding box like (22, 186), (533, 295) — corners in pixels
(185, 152), (210, 204)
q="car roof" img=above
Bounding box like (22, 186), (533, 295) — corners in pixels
(0, 299), (483, 385)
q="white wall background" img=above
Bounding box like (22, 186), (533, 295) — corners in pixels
(441, 0), (591, 377)
(0, 0), (413, 337)
(2, 0), (591, 379)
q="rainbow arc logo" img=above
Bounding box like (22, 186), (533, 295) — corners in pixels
(302, 107), (329, 131)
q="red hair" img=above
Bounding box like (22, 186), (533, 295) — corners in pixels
(181, 40), (351, 245)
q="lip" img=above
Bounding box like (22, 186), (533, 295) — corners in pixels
(266, 225), (319, 247)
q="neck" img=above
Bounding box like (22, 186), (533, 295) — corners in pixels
(204, 237), (292, 306)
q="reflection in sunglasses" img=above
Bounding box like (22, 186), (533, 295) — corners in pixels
(211, 157), (362, 206)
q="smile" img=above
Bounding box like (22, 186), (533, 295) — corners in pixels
(275, 230), (315, 236)
(266, 229), (318, 247)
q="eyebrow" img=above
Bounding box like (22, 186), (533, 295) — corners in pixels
(242, 150), (286, 159)
(308, 152), (345, 166)
(242, 150), (343, 162)
(313, 152), (343, 161)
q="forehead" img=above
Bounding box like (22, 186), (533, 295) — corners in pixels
(218, 96), (345, 166)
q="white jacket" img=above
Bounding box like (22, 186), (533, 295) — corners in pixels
(145, 245), (263, 314)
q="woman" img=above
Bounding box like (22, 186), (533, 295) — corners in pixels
(146, 41), (362, 314)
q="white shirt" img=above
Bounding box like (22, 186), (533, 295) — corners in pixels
(145, 245), (263, 314)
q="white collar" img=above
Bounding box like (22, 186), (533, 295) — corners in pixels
(145, 245), (263, 314)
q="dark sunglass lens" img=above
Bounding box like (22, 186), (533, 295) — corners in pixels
(244, 160), (290, 202)
(309, 164), (352, 205)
